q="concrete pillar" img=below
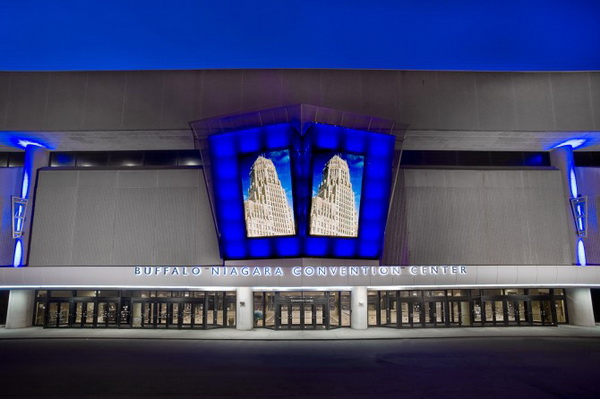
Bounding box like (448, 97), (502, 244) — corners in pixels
(351, 286), (368, 330)
(566, 288), (595, 327)
(236, 287), (254, 330)
(5, 290), (35, 329)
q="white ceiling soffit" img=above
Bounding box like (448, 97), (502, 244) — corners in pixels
(2, 129), (600, 153)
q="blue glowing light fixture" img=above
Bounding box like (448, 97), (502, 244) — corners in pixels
(577, 238), (587, 266)
(11, 196), (28, 239)
(570, 196), (587, 238)
(12, 239), (23, 267)
(554, 139), (587, 150)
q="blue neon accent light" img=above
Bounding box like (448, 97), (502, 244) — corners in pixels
(12, 239), (23, 267)
(209, 122), (395, 259)
(569, 169), (578, 198)
(554, 139), (587, 150)
(577, 238), (587, 266)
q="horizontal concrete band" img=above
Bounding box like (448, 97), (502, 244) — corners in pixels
(0, 265), (599, 290)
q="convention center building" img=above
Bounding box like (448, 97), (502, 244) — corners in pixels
(1, 70), (600, 331)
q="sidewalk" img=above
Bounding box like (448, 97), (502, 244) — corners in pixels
(1, 324), (600, 341)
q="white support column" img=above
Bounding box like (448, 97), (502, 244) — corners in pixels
(566, 288), (595, 327)
(236, 287), (254, 330)
(5, 290), (36, 329)
(351, 286), (368, 330)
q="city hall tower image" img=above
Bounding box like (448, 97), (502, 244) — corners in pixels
(310, 155), (359, 237)
(244, 155), (295, 237)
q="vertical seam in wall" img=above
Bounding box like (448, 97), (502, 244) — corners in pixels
(549, 73), (557, 130)
(120, 72), (127, 129)
(510, 73), (519, 130)
(240, 70), (245, 111)
(435, 72), (442, 128)
(3, 73), (11, 127)
(110, 172), (118, 265)
(279, 69), (283, 106)
(42, 73), (50, 129)
(587, 72), (596, 130)
(81, 72), (90, 128)
(159, 71), (166, 129)
(199, 70), (205, 119)
(68, 171), (80, 265)
(474, 74), (481, 130)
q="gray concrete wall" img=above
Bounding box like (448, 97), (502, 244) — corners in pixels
(0, 71), (598, 133)
(384, 169), (572, 265)
(0, 167), (22, 265)
(28, 169), (221, 266)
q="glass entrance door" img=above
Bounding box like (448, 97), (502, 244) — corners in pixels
(274, 292), (335, 330)
(73, 301), (95, 327)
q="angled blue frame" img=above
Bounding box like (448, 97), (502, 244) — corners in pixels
(208, 122), (395, 260)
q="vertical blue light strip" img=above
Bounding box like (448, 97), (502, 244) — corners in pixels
(12, 144), (37, 267)
(577, 238), (587, 266)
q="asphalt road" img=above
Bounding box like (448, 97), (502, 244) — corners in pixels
(1, 337), (599, 398)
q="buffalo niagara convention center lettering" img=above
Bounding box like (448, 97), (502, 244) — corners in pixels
(134, 265), (468, 277)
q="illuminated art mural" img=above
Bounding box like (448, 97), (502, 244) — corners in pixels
(241, 150), (295, 237)
(310, 153), (364, 237)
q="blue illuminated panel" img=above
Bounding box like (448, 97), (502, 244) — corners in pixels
(209, 122), (395, 260)
(209, 124), (301, 259)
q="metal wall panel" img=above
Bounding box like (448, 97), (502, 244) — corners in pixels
(387, 169), (571, 265)
(28, 169), (221, 266)
(1, 71), (598, 133)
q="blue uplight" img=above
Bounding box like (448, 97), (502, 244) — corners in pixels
(553, 139), (587, 150)
(12, 239), (23, 267)
(577, 238), (587, 266)
(569, 169), (578, 198)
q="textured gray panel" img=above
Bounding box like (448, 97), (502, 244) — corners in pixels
(83, 72), (126, 129)
(201, 70), (243, 117)
(154, 188), (198, 264)
(281, 70), (322, 105)
(36, 170), (79, 188)
(361, 71), (402, 120)
(400, 71), (441, 129)
(241, 70), (283, 111)
(45, 72), (87, 130)
(551, 73), (594, 131)
(28, 188), (77, 265)
(77, 170), (117, 188)
(475, 73), (516, 130)
(590, 73), (600, 130)
(5, 73), (49, 130)
(321, 70), (363, 114)
(122, 71), (165, 129)
(113, 188), (157, 265)
(437, 72), (478, 130)
(0, 73), (10, 129)
(512, 73), (555, 130)
(195, 170), (221, 264)
(161, 70), (201, 129)
(400, 169), (570, 265)
(157, 169), (200, 188)
(71, 188), (116, 265)
(117, 170), (158, 188)
(29, 169), (221, 266)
